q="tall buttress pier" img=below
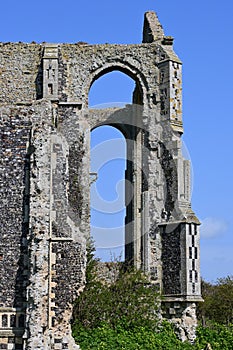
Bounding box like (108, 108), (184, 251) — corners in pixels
(0, 12), (202, 349)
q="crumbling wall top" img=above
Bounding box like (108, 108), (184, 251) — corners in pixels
(143, 11), (165, 43)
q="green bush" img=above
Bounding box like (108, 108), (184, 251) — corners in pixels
(73, 238), (160, 331)
(72, 241), (233, 349)
(73, 322), (233, 350)
(195, 323), (233, 350)
(72, 321), (195, 350)
(73, 262), (161, 331)
(198, 276), (233, 326)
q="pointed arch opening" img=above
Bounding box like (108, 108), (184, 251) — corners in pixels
(89, 71), (135, 107)
(89, 70), (135, 262)
(88, 67), (143, 108)
(89, 69), (144, 266)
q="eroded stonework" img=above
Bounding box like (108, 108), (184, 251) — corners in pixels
(0, 12), (201, 348)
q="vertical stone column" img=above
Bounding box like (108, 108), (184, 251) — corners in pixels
(25, 120), (52, 349)
(25, 112), (85, 349)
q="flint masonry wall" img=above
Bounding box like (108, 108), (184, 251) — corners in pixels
(0, 43), (42, 103)
(0, 110), (31, 350)
(0, 112), (30, 308)
(0, 12), (202, 349)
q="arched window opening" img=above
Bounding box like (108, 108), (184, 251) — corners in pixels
(89, 70), (141, 263)
(89, 71), (136, 107)
(91, 125), (126, 261)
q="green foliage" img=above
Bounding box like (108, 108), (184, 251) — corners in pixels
(72, 244), (233, 349)
(85, 237), (100, 285)
(195, 323), (233, 350)
(72, 321), (195, 350)
(73, 247), (160, 330)
(73, 322), (233, 350)
(198, 276), (233, 325)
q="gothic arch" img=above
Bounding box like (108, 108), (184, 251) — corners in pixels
(86, 61), (148, 107)
(87, 70), (145, 266)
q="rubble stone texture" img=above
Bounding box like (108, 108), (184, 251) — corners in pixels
(0, 12), (202, 349)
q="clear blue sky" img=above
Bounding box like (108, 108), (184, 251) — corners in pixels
(1, 0), (233, 282)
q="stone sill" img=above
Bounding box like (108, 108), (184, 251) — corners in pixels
(0, 328), (24, 337)
(162, 295), (204, 303)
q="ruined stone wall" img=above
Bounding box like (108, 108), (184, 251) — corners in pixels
(0, 11), (201, 348)
(0, 101), (87, 349)
(0, 43), (42, 103)
(95, 262), (123, 285)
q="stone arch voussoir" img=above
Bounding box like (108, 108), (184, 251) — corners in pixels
(86, 61), (149, 107)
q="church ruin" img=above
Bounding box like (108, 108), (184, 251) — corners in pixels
(0, 11), (202, 349)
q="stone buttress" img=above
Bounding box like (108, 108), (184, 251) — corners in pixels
(0, 11), (202, 348)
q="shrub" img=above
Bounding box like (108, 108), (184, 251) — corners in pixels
(72, 242), (233, 349)
(198, 276), (233, 325)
